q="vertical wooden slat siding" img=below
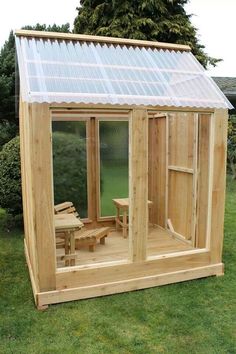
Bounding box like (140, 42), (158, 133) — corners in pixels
(20, 101), (39, 284)
(196, 114), (211, 248)
(30, 103), (56, 291)
(129, 109), (148, 262)
(87, 117), (97, 225)
(167, 112), (195, 240)
(148, 116), (167, 226)
(168, 112), (194, 168)
(95, 119), (101, 221)
(210, 109), (228, 264)
(165, 114), (169, 228)
(148, 118), (154, 223)
(206, 115), (215, 250)
(191, 114), (199, 246)
(19, 100), (28, 245)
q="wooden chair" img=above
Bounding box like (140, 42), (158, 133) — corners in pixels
(54, 202), (110, 253)
(54, 201), (79, 217)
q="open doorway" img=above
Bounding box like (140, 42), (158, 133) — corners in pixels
(51, 110), (212, 268)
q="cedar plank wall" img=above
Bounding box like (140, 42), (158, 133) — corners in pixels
(20, 102), (56, 292)
(129, 109), (148, 262)
(196, 114), (211, 248)
(148, 116), (166, 227)
(168, 112), (194, 240)
(20, 101), (39, 289)
(210, 109), (228, 264)
(30, 103), (56, 291)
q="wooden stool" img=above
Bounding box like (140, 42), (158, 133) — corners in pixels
(112, 198), (153, 238)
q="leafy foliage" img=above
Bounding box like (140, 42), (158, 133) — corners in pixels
(74, 0), (220, 68)
(0, 24), (71, 149)
(0, 31), (17, 128)
(0, 132), (88, 222)
(0, 136), (22, 220)
(52, 132), (88, 217)
(228, 115), (236, 179)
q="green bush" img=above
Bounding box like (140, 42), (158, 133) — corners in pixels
(0, 132), (88, 222)
(52, 132), (87, 217)
(228, 115), (236, 179)
(0, 136), (22, 220)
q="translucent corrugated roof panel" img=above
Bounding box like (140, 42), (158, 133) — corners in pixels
(15, 34), (233, 109)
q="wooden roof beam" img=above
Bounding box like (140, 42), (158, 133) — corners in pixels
(15, 29), (191, 52)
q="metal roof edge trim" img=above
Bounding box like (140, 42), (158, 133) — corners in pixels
(14, 29), (191, 52)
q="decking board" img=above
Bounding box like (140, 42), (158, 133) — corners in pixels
(56, 226), (193, 268)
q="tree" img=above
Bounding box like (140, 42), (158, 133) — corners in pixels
(0, 24), (70, 149)
(0, 31), (17, 136)
(74, 0), (220, 68)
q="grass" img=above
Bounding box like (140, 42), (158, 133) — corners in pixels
(100, 161), (128, 216)
(0, 179), (235, 354)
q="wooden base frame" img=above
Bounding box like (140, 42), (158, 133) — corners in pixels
(25, 239), (224, 310)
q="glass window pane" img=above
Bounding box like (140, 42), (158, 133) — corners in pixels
(99, 121), (128, 217)
(52, 121), (88, 218)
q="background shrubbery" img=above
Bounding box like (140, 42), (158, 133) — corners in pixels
(0, 136), (22, 223)
(52, 131), (87, 218)
(0, 132), (88, 223)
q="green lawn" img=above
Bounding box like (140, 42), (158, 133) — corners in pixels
(100, 161), (128, 216)
(0, 179), (235, 354)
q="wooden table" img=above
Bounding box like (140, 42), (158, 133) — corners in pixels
(54, 214), (84, 266)
(112, 198), (153, 238)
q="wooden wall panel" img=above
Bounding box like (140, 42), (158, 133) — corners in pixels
(168, 170), (193, 239)
(129, 109), (148, 262)
(148, 116), (166, 227)
(20, 101), (39, 288)
(29, 103), (56, 291)
(210, 109), (228, 264)
(87, 117), (98, 225)
(169, 112), (194, 168)
(196, 114), (211, 248)
(167, 112), (196, 242)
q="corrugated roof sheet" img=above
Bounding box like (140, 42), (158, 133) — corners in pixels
(15, 34), (233, 109)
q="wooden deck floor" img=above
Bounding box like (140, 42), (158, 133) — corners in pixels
(57, 225), (194, 268)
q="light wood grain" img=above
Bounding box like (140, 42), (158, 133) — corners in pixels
(15, 29), (191, 51)
(129, 109), (149, 262)
(196, 114), (211, 248)
(148, 115), (167, 227)
(20, 101), (39, 284)
(56, 226), (193, 268)
(37, 263), (223, 307)
(30, 103), (57, 291)
(210, 109), (228, 263)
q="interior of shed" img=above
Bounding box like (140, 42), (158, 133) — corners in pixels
(52, 109), (211, 269)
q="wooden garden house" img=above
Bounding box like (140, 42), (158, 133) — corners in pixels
(15, 30), (232, 309)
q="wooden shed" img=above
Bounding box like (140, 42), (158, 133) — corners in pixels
(15, 30), (233, 309)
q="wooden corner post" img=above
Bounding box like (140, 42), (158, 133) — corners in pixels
(129, 109), (148, 262)
(29, 103), (56, 291)
(210, 109), (228, 265)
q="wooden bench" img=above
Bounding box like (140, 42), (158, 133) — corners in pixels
(54, 202), (110, 253)
(75, 227), (110, 252)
